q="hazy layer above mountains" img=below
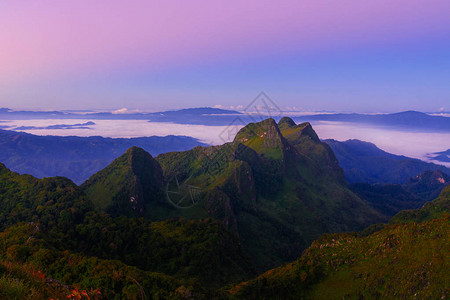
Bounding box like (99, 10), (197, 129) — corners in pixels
(1, 107), (449, 131)
(1, 107), (449, 166)
(1, 118), (449, 185)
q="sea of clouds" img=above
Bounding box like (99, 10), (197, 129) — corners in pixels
(2, 118), (449, 167)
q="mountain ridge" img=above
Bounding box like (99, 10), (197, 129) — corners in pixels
(81, 146), (165, 217)
(85, 117), (384, 270)
(325, 139), (450, 184)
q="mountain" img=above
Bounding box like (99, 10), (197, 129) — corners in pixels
(295, 110), (450, 132)
(0, 106), (240, 122)
(428, 148), (450, 163)
(324, 139), (450, 184)
(146, 107), (243, 125)
(349, 182), (423, 217)
(230, 185), (450, 299)
(86, 117), (384, 271)
(81, 147), (165, 217)
(0, 116), (447, 298)
(391, 183), (450, 224)
(156, 107), (240, 115)
(350, 170), (449, 217)
(0, 163), (255, 296)
(0, 162), (88, 231)
(404, 169), (450, 200)
(5, 107), (448, 130)
(0, 129), (205, 184)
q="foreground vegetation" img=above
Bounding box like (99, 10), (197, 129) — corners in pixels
(230, 186), (450, 299)
(0, 118), (448, 299)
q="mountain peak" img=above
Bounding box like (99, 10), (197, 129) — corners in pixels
(82, 146), (164, 216)
(277, 117), (296, 129)
(124, 146), (153, 161)
(278, 121), (320, 143)
(233, 118), (287, 160)
(126, 145), (146, 154)
(233, 118), (280, 142)
(298, 122), (320, 142)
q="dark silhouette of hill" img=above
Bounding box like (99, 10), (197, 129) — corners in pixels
(325, 139), (450, 184)
(350, 170), (449, 217)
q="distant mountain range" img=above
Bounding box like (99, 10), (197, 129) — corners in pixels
(0, 106), (241, 121)
(325, 139), (450, 184)
(294, 110), (450, 132)
(1, 123), (447, 191)
(2, 107), (449, 131)
(0, 129), (205, 184)
(428, 148), (450, 163)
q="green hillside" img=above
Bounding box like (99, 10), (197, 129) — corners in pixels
(350, 169), (449, 217)
(391, 184), (450, 224)
(0, 163), (255, 297)
(156, 117), (385, 270)
(0, 118), (448, 298)
(230, 185), (450, 299)
(82, 117), (383, 271)
(82, 146), (166, 217)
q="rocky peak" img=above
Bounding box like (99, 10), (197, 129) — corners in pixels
(297, 122), (320, 142)
(125, 146), (164, 185)
(233, 118), (288, 160)
(277, 117), (296, 130)
(82, 146), (165, 216)
(234, 118), (280, 141)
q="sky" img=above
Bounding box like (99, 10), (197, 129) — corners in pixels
(1, 0), (449, 112)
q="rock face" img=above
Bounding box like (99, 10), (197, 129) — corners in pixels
(404, 169), (450, 201)
(84, 117), (383, 270)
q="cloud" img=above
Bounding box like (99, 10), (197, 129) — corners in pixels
(112, 108), (141, 114)
(4, 118), (450, 167)
(214, 105), (244, 111)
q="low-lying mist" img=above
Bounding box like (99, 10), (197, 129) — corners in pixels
(2, 118), (449, 167)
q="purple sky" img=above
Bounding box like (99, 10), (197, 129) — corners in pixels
(1, 0), (449, 112)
